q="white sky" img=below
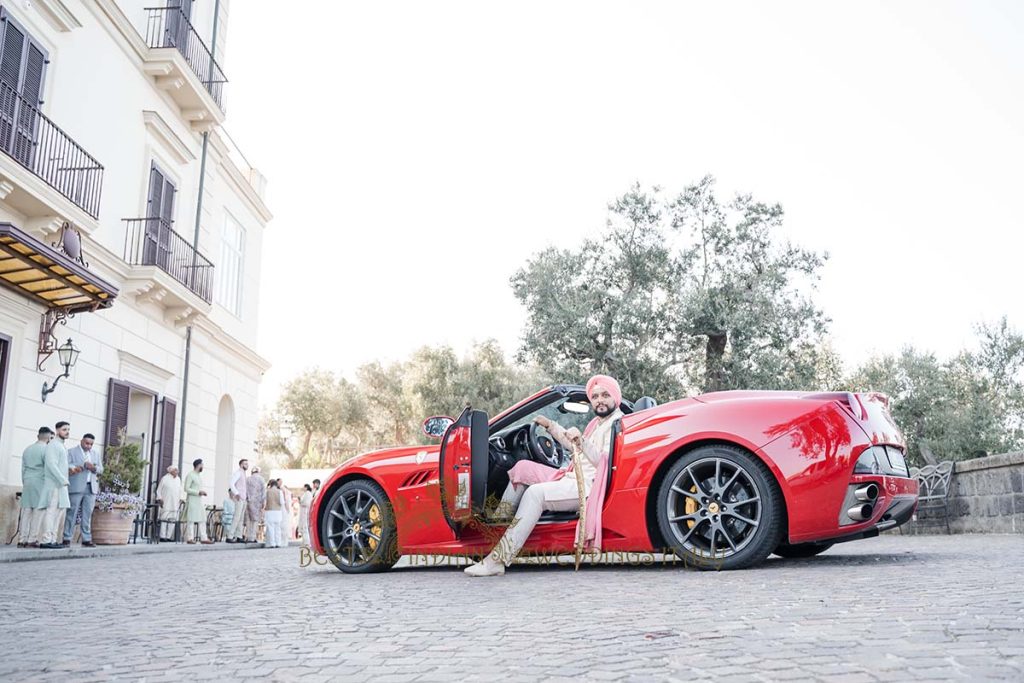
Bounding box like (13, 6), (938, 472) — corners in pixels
(223, 1), (1024, 409)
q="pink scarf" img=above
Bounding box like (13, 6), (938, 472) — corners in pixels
(577, 417), (608, 552)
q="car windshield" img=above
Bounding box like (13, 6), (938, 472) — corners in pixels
(499, 396), (596, 436)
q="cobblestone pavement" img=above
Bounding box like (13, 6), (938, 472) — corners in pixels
(1, 534), (1022, 682)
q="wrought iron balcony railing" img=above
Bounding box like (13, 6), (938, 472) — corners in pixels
(0, 81), (104, 218)
(144, 6), (227, 110)
(124, 217), (214, 303)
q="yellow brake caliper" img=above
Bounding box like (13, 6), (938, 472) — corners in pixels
(684, 485), (698, 528)
(366, 503), (382, 551)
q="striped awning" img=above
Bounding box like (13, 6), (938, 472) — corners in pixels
(0, 222), (117, 312)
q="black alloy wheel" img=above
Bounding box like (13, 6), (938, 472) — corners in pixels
(322, 479), (399, 573)
(656, 444), (784, 570)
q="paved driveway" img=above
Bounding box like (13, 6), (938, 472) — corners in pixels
(1, 534), (1022, 681)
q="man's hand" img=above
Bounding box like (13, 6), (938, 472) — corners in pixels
(533, 416), (553, 430)
(70, 466), (82, 474)
(565, 427), (582, 444)
(200, 491), (207, 497)
(84, 462), (96, 472)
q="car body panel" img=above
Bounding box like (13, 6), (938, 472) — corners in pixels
(310, 387), (918, 559)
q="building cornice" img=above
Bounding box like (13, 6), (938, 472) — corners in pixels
(87, 0), (149, 64)
(193, 314), (272, 376)
(209, 132), (273, 224)
(143, 111), (197, 164)
(32, 0), (82, 32)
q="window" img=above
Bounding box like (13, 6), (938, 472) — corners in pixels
(0, 333), (10, 438)
(216, 212), (244, 315)
(143, 163), (176, 269)
(0, 9), (48, 167)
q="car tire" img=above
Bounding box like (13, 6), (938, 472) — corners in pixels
(321, 479), (399, 574)
(772, 541), (834, 559)
(656, 444), (784, 570)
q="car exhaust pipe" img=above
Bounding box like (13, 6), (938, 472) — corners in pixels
(854, 484), (879, 502)
(848, 503), (873, 521)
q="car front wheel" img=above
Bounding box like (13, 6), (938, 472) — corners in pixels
(321, 479), (399, 573)
(656, 444), (784, 570)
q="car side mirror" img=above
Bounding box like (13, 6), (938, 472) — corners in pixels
(422, 415), (454, 439)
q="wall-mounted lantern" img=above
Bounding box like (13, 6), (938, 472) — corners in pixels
(41, 338), (80, 403)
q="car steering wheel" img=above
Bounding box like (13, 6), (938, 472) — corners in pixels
(528, 422), (564, 468)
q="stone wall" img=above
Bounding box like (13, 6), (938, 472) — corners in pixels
(902, 451), (1024, 534)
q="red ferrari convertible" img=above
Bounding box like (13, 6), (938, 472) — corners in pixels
(309, 385), (918, 573)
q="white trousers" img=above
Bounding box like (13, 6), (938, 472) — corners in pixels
(228, 498), (247, 539)
(159, 505), (180, 539)
(185, 518), (209, 542)
(298, 506), (310, 540)
(35, 489), (66, 545)
(490, 478), (579, 566)
(19, 507), (38, 544)
(265, 510), (282, 547)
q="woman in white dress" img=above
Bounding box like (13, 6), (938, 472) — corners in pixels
(280, 480), (294, 542)
(298, 484), (313, 541)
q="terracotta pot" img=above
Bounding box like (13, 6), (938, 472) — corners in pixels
(91, 505), (134, 545)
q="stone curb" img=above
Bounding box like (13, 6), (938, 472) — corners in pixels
(0, 540), (301, 563)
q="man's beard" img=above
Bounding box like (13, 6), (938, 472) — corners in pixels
(594, 403), (614, 417)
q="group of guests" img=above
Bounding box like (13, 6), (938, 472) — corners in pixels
(18, 423), (101, 549)
(153, 457), (320, 546)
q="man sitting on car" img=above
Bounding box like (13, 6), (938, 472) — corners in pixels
(464, 374), (624, 577)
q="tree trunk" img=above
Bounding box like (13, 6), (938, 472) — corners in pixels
(704, 332), (728, 392)
(919, 441), (939, 466)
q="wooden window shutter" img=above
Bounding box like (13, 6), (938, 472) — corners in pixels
(146, 165), (164, 218)
(105, 379), (131, 449)
(0, 11), (48, 166)
(0, 15), (25, 91)
(21, 41), (45, 105)
(158, 398), (177, 473)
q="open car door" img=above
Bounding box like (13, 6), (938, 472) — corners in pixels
(438, 406), (489, 533)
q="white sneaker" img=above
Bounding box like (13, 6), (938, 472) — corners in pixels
(464, 556), (506, 577)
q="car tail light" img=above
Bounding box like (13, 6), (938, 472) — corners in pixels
(854, 447), (882, 474)
(853, 445), (909, 477)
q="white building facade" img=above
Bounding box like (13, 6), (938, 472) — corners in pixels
(0, 0), (270, 539)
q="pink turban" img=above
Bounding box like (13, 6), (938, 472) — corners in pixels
(586, 374), (621, 406)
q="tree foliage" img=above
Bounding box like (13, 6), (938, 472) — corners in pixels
(845, 317), (1024, 465)
(258, 341), (548, 468)
(512, 177), (833, 400)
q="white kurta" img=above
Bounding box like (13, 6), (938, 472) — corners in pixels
(157, 474), (183, 513)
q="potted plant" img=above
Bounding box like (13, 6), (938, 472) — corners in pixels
(91, 427), (147, 545)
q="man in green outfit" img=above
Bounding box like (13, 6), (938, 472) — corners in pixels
(36, 421), (71, 549)
(18, 427), (52, 548)
(184, 458), (213, 544)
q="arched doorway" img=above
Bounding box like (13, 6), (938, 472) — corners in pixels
(214, 395), (235, 504)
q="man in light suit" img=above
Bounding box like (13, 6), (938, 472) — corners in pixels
(63, 433), (102, 547)
(226, 458), (249, 543)
(35, 421), (71, 549)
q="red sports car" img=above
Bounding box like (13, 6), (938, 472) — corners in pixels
(309, 385), (918, 573)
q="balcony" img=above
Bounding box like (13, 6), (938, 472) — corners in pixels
(0, 81), (104, 220)
(141, 6), (227, 130)
(123, 217), (214, 323)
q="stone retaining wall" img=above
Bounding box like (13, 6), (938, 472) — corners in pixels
(903, 451), (1024, 534)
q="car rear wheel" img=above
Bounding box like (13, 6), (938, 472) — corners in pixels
(656, 444), (784, 570)
(322, 479), (399, 573)
(773, 541), (834, 558)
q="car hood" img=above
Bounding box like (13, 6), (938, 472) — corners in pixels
(334, 443), (442, 474)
